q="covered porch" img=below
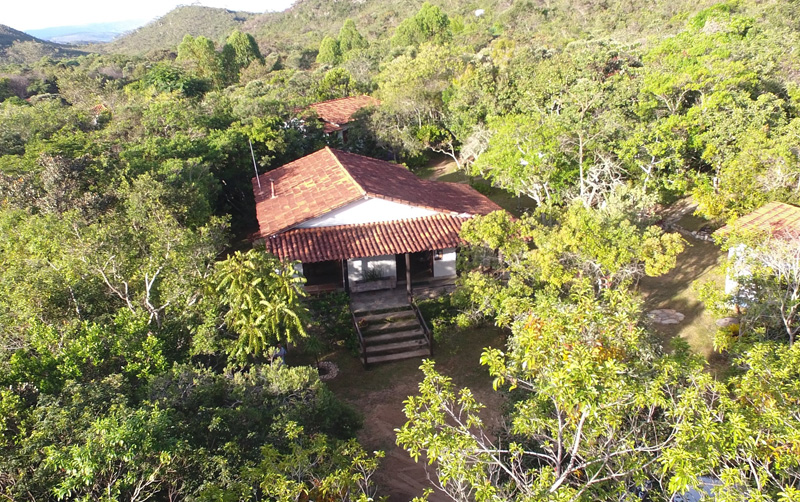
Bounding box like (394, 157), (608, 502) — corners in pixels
(265, 214), (464, 295)
(349, 276), (457, 312)
(298, 251), (457, 296)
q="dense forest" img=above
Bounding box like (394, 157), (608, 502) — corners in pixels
(1, 0), (799, 500)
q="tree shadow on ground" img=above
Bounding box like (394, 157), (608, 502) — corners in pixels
(638, 236), (730, 375)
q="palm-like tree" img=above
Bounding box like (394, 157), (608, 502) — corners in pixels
(214, 249), (308, 362)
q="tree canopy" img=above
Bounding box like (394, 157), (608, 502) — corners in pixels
(2, 0), (800, 499)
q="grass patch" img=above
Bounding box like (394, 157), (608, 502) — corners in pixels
(638, 236), (729, 374)
(677, 213), (712, 232)
(478, 184), (538, 216)
(418, 154), (537, 217)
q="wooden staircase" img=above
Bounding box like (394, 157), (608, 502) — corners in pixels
(351, 303), (433, 367)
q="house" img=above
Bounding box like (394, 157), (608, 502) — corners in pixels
(308, 95), (379, 142)
(715, 201), (800, 296)
(251, 147), (502, 294)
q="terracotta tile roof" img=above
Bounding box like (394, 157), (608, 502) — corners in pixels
(309, 95), (380, 133)
(265, 214), (467, 262)
(716, 202), (800, 239)
(252, 147), (501, 237)
(252, 148), (363, 237)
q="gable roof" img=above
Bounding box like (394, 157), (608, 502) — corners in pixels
(252, 147), (501, 238)
(266, 214), (467, 263)
(716, 202), (800, 239)
(308, 95), (379, 133)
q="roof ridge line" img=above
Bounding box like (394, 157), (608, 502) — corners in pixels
(326, 146), (367, 196)
(283, 213), (469, 233)
(327, 149), (448, 211)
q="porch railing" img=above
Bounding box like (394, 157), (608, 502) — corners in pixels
(349, 305), (368, 368)
(409, 298), (434, 358)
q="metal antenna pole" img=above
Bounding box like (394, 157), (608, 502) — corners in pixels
(249, 139), (262, 192)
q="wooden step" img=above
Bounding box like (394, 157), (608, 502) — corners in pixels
(365, 337), (428, 355)
(363, 328), (424, 345)
(368, 348), (431, 364)
(352, 304), (411, 315)
(361, 317), (420, 334)
(357, 309), (415, 324)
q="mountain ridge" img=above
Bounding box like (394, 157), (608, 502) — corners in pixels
(0, 24), (50, 46)
(95, 5), (259, 55)
(0, 24), (87, 61)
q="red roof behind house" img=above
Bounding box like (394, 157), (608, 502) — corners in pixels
(266, 214), (467, 262)
(309, 95), (379, 133)
(717, 202), (800, 239)
(252, 147), (501, 238)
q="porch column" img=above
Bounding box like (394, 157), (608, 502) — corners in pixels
(405, 252), (412, 299)
(342, 260), (349, 293)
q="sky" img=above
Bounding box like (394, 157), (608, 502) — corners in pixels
(4, 0), (296, 31)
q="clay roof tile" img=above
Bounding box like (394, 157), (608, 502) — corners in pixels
(265, 214), (469, 262)
(308, 95), (380, 131)
(252, 147), (501, 237)
(716, 202), (800, 240)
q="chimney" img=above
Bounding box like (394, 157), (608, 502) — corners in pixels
(270, 179), (276, 199)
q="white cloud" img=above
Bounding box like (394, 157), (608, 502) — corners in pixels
(5, 0), (295, 31)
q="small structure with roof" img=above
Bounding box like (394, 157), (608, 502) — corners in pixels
(252, 147), (501, 365)
(252, 146), (500, 294)
(308, 95), (379, 141)
(716, 201), (800, 239)
(715, 201), (800, 296)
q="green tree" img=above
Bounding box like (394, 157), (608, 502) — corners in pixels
(374, 44), (464, 159)
(713, 230), (800, 348)
(0, 78), (13, 102)
(460, 200), (684, 296)
(314, 67), (355, 101)
(248, 424), (382, 501)
(177, 34), (225, 87)
(213, 249), (308, 362)
(398, 287), (707, 501)
(225, 29), (264, 70)
(392, 2), (451, 47)
(470, 114), (572, 207)
(44, 405), (179, 502)
(316, 35), (342, 65)
(74, 175), (228, 328)
(338, 19), (369, 54)
(629, 8), (798, 218)
(138, 63), (209, 97)
(663, 342), (800, 499)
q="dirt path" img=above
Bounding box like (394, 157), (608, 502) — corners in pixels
(421, 154), (460, 181)
(638, 201), (728, 372)
(327, 326), (506, 501)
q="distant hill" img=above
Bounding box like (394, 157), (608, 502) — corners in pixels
(28, 20), (146, 44)
(242, 0), (421, 49)
(98, 6), (257, 55)
(0, 24), (47, 47)
(0, 24), (86, 63)
(242, 0), (724, 51)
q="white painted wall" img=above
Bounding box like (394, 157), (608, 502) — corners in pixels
(433, 248), (457, 277)
(347, 254), (397, 284)
(725, 244), (756, 307)
(725, 246), (740, 296)
(296, 197), (439, 228)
